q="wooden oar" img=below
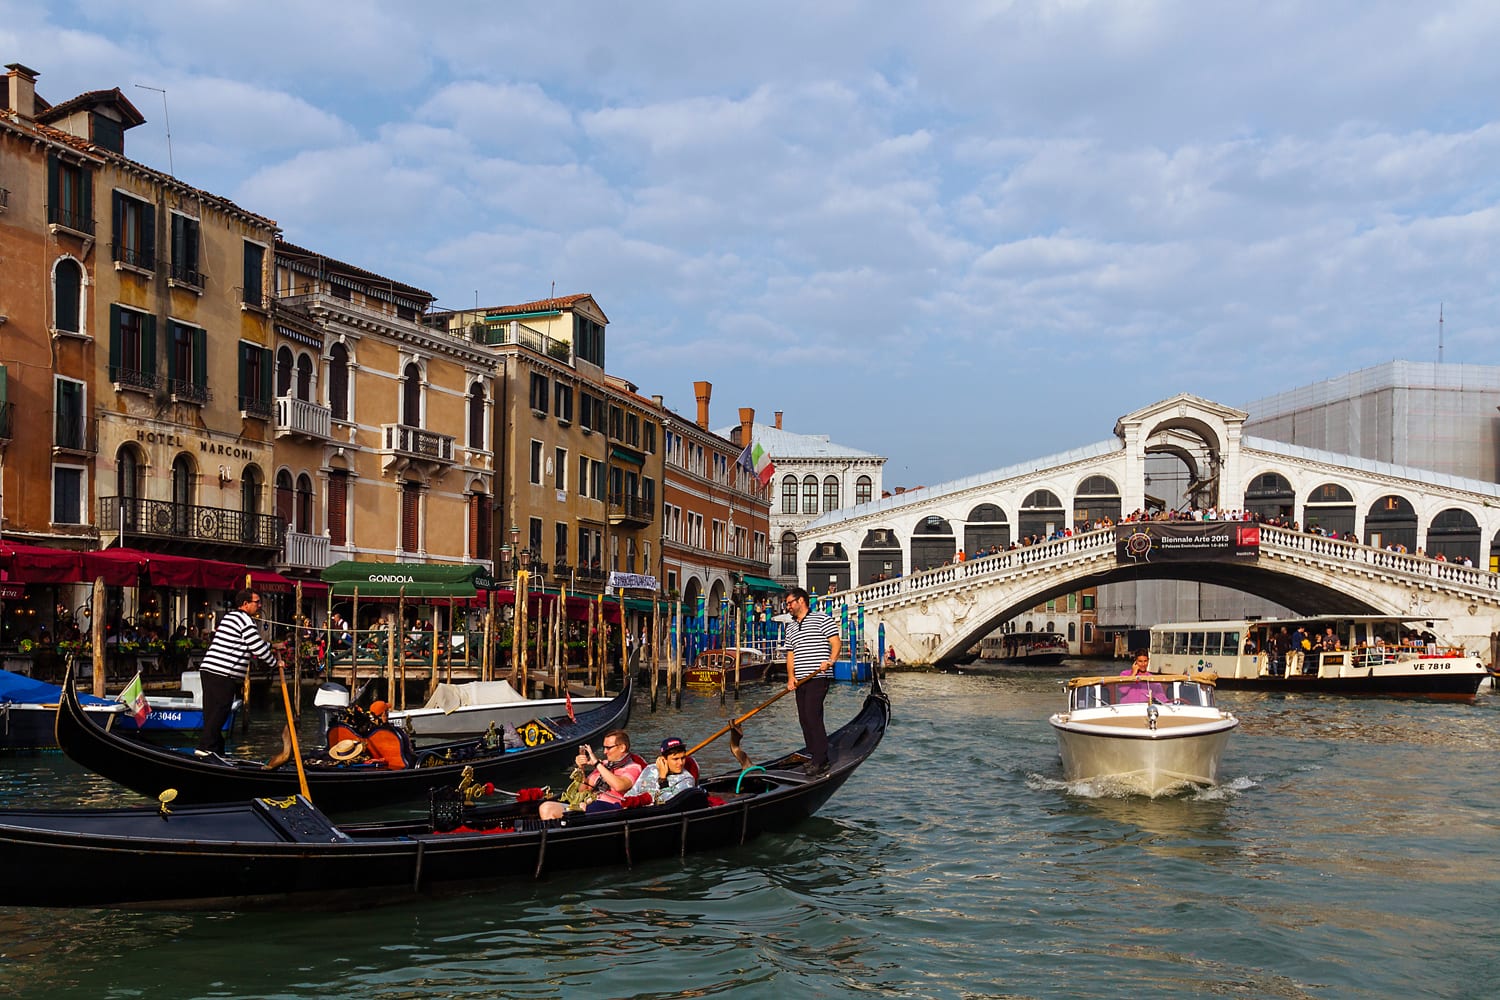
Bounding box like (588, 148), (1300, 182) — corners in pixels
(276, 656), (311, 801)
(686, 661), (831, 757)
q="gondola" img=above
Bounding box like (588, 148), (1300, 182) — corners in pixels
(0, 676), (890, 909)
(52, 665), (634, 813)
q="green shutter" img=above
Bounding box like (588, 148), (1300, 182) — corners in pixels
(143, 205), (156, 268)
(46, 154), (60, 225)
(166, 321), (179, 383)
(259, 346), (272, 403)
(79, 166), (93, 232)
(237, 343), (248, 398)
(109, 304), (122, 381)
(0, 364), (8, 408)
(111, 191), (124, 255)
(193, 327), (207, 388)
(141, 314), (157, 377)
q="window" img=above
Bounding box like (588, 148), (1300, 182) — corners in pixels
(54, 258), (84, 335)
(470, 491), (492, 560)
(47, 154), (93, 234)
(609, 405), (623, 440)
(276, 346), (294, 397)
(554, 447), (567, 490)
(554, 384), (573, 424)
(855, 475), (873, 505)
(589, 459), (604, 500)
(580, 392), (599, 431)
(275, 470), (294, 527)
(528, 517), (543, 555)
(116, 445), (142, 530)
(529, 372), (549, 413)
(468, 383), (487, 450)
(803, 475), (818, 514)
(327, 470), (349, 546)
(243, 241), (265, 307)
(574, 314), (605, 366)
(327, 342), (350, 421)
(626, 413), (639, 446)
(238, 342), (272, 417)
(644, 423), (656, 453)
(111, 191), (155, 270)
(296, 354), (313, 400)
(555, 522), (569, 562)
(401, 482), (422, 553)
(530, 440), (544, 484)
(401, 362), (422, 426)
(641, 476), (655, 512)
(781, 531), (798, 575)
(53, 466), (86, 524)
(108, 305), (157, 390)
(579, 455), (589, 497)
(54, 377), (85, 451)
(824, 476), (840, 512)
(167, 321), (208, 403)
(294, 474), (313, 534)
(781, 474), (798, 514)
(169, 213), (201, 287)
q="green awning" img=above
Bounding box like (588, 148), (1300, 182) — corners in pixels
(741, 574), (784, 593)
(609, 447), (643, 465)
(623, 597), (668, 613)
(321, 561), (495, 598)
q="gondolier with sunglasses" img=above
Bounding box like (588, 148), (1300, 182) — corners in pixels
(784, 587), (840, 776)
(195, 588), (277, 756)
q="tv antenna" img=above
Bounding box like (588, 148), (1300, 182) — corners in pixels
(134, 84), (174, 176)
(1438, 303), (1444, 364)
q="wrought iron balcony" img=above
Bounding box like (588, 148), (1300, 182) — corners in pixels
(168, 378), (211, 405)
(111, 366), (161, 393)
(552, 561), (573, 580)
(275, 395), (331, 442)
(239, 394), (273, 421)
(110, 242), (155, 271)
(169, 261), (204, 289)
(608, 493), (655, 528)
(380, 423), (455, 477)
(101, 495), (285, 551)
(48, 205), (94, 236)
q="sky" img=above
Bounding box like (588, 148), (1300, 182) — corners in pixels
(9, 2), (1500, 489)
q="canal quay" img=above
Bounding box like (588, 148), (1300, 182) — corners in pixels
(1, 669), (1496, 1000)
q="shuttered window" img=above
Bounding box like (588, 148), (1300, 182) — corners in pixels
(327, 471), (348, 547)
(401, 483), (421, 553)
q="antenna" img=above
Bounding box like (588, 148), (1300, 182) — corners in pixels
(134, 84), (174, 176)
(1438, 303), (1444, 364)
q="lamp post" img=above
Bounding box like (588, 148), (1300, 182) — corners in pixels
(507, 523), (520, 583)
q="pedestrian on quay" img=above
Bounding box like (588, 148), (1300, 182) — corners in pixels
(196, 588), (277, 757)
(783, 587), (840, 776)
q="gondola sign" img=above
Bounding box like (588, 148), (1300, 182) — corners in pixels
(1115, 522), (1260, 564)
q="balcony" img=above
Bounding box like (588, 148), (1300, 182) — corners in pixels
(552, 561), (573, 581)
(53, 415), (97, 457)
(239, 394), (273, 421)
(111, 366), (161, 393)
(380, 423), (455, 478)
(275, 395), (332, 442)
(101, 495), (285, 555)
(282, 530), (332, 572)
(110, 242), (155, 272)
(168, 378), (211, 406)
(47, 205), (94, 237)
(169, 261), (204, 292)
(607, 492), (655, 529)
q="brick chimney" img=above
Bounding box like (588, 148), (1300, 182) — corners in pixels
(737, 407), (755, 448)
(774, 410), (783, 430)
(6, 63), (38, 119)
(693, 381), (711, 430)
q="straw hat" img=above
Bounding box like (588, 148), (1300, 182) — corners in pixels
(329, 738), (365, 762)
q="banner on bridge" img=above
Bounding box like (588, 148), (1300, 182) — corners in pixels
(1115, 522), (1260, 564)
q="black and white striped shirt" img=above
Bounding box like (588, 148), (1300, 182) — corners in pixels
(784, 609), (838, 681)
(199, 609), (275, 682)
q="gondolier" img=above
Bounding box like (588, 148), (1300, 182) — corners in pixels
(783, 587), (840, 776)
(196, 589), (277, 756)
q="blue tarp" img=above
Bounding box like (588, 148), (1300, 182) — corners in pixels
(0, 668), (114, 706)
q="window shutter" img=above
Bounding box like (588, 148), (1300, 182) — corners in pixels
(79, 166), (93, 229)
(47, 154), (60, 225)
(259, 347), (272, 403)
(112, 191), (125, 255)
(193, 327), (207, 388)
(109, 304), (122, 381)
(141, 315), (156, 376)
(327, 472), (348, 547)
(401, 485), (421, 552)
(143, 205), (156, 266)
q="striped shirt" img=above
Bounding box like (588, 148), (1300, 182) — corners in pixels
(784, 608), (838, 681)
(199, 609), (275, 682)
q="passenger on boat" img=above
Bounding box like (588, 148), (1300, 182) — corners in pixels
(1118, 651), (1167, 704)
(537, 729), (643, 821)
(611, 736), (698, 810)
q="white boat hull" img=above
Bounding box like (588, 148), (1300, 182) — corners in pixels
(389, 696), (613, 739)
(1050, 709), (1238, 796)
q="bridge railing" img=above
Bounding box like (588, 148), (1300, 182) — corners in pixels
(1260, 525), (1500, 595)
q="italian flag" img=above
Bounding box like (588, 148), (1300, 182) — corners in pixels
(118, 671), (151, 726)
(738, 441), (776, 485)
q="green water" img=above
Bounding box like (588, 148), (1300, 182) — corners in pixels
(1, 668), (1497, 999)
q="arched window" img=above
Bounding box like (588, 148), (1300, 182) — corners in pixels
(802, 475), (818, 514)
(402, 362), (422, 426)
(54, 258), (83, 334)
(276, 346), (294, 397)
(171, 454), (194, 534)
(855, 475), (872, 505)
(116, 444), (143, 532)
(295, 473), (314, 534)
(275, 470), (295, 528)
(781, 474), (798, 514)
(296, 353), (314, 401)
(780, 530), (798, 576)
(823, 476), (840, 512)
(468, 382), (487, 450)
(241, 466), (263, 516)
(327, 342), (350, 420)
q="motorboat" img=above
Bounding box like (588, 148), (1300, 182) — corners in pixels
(1049, 672), (1238, 796)
(0, 668), (125, 750)
(122, 670), (242, 738)
(0, 677), (891, 908)
(685, 647), (772, 688)
(1147, 615), (1490, 698)
(385, 679), (613, 740)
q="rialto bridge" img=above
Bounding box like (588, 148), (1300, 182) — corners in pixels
(793, 395), (1500, 664)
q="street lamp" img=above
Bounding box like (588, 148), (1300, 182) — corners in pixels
(507, 523), (520, 582)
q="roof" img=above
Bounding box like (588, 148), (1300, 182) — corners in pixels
(711, 421), (884, 462)
(276, 239), (434, 303)
(35, 87), (145, 128)
(483, 293), (607, 324)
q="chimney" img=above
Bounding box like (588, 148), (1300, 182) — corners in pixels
(774, 410), (783, 430)
(6, 63), (38, 119)
(737, 407), (754, 448)
(651, 394), (663, 408)
(693, 380), (711, 430)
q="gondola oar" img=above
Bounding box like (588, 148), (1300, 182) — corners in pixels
(275, 655), (311, 801)
(686, 661), (832, 758)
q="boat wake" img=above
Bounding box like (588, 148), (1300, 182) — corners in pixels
(1025, 771), (1257, 800)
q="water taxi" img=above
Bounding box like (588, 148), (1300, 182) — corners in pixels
(1147, 616), (1490, 698)
(1049, 672), (1238, 796)
(979, 631), (1070, 665)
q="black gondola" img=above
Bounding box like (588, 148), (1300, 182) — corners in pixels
(0, 676), (890, 909)
(52, 666), (634, 813)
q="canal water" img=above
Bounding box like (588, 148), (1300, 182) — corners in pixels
(1, 665), (1497, 999)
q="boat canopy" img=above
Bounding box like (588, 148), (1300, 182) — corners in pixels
(0, 668), (115, 706)
(321, 561), (495, 598)
(421, 680), (528, 713)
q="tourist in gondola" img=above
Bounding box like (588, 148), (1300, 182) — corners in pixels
(615, 736), (697, 808)
(196, 589), (278, 757)
(537, 729), (643, 820)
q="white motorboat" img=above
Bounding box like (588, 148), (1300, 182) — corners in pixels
(1048, 672), (1238, 797)
(385, 679), (613, 740)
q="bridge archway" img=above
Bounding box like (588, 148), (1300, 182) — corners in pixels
(1304, 482), (1355, 536)
(1073, 475), (1120, 528)
(1019, 490), (1064, 541)
(1246, 472), (1296, 521)
(912, 516), (954, 571)
(1428, 508), (1479, 564)
(1366, 494), (1417, 551)
(964, 504), (1010, 553)
(807, 541), (850, 594)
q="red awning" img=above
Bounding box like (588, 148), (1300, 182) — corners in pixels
(0, 542), (87, 583)
(144, 553), (247, 590)
(82, 548), (147, 586)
